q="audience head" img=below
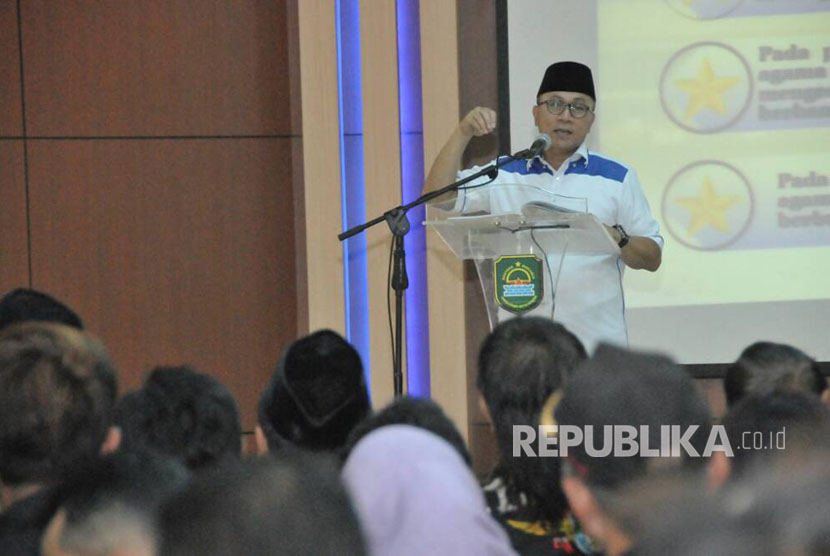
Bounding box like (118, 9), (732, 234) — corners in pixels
(724, 341), (828, 407)
(634, 450), (830, 556)
(257, 329), (370, 453)
(477, 317), (586, 521)
(342, 395), (470, 465)
(553, 344), (718, 555)
(114, 365), (241, 472)
(722, 390), (827, 478)
(160, 454), (366, 556)
(0, 288), (84, 331)
(0, 322), (118, 488)
(41, 450), (190, 556)
(342, 425), (516, 556)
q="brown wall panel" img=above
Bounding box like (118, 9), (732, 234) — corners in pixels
(21, 0), (293, 137)
(0, 142), (29, 291)
(422, 0), (470, 445)
(0, 2), (22, 136)
(285, 0), (303, 136)
(297, 0), (345, 333)
(290, 137), (308, 334)
(359, 0), (402, 407)
(458, 0), (501, 473)
(458, 0), (500, 167)
(285, 1), (306, 333)
(26, 138), (297, 429)
(469, 423), (499, 479)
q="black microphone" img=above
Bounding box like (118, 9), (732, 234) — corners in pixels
(513, 133), (551, 160)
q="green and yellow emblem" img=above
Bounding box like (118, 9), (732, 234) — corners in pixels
(494, 255), (543, 314)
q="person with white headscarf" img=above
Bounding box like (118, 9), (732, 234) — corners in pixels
(342, 424), (517, 556)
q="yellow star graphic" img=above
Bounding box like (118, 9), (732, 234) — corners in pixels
(673, 57), (740, 121)
(675, 177), (741, 236)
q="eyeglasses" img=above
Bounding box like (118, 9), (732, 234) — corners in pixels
(537, 98), (594, 119)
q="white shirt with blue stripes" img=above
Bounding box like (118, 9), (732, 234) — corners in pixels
(455, 142), (663, 353)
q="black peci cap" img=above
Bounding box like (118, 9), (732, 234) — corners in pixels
(0, 287), (84, 331)
(537, 61), (596, 101)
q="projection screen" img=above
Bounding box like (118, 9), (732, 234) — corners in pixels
(506, 0), (830, 363)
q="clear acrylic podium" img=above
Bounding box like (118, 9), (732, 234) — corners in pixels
(424, 183), (619, 329)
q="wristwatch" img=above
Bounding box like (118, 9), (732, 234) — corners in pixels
(613, 225), (629, 248)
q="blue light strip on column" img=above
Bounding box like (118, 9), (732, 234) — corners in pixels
(336, 0), (371, 397)
(397, 0), (430, 397)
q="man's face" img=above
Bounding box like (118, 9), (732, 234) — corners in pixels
(532, 91), (595, 157)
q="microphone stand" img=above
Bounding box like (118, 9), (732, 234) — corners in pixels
(338, 152), (527, 398)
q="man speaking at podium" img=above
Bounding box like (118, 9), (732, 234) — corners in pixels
(422, 61), (663, 353)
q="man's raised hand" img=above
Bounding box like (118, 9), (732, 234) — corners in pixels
(459, 107), (497, 137)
